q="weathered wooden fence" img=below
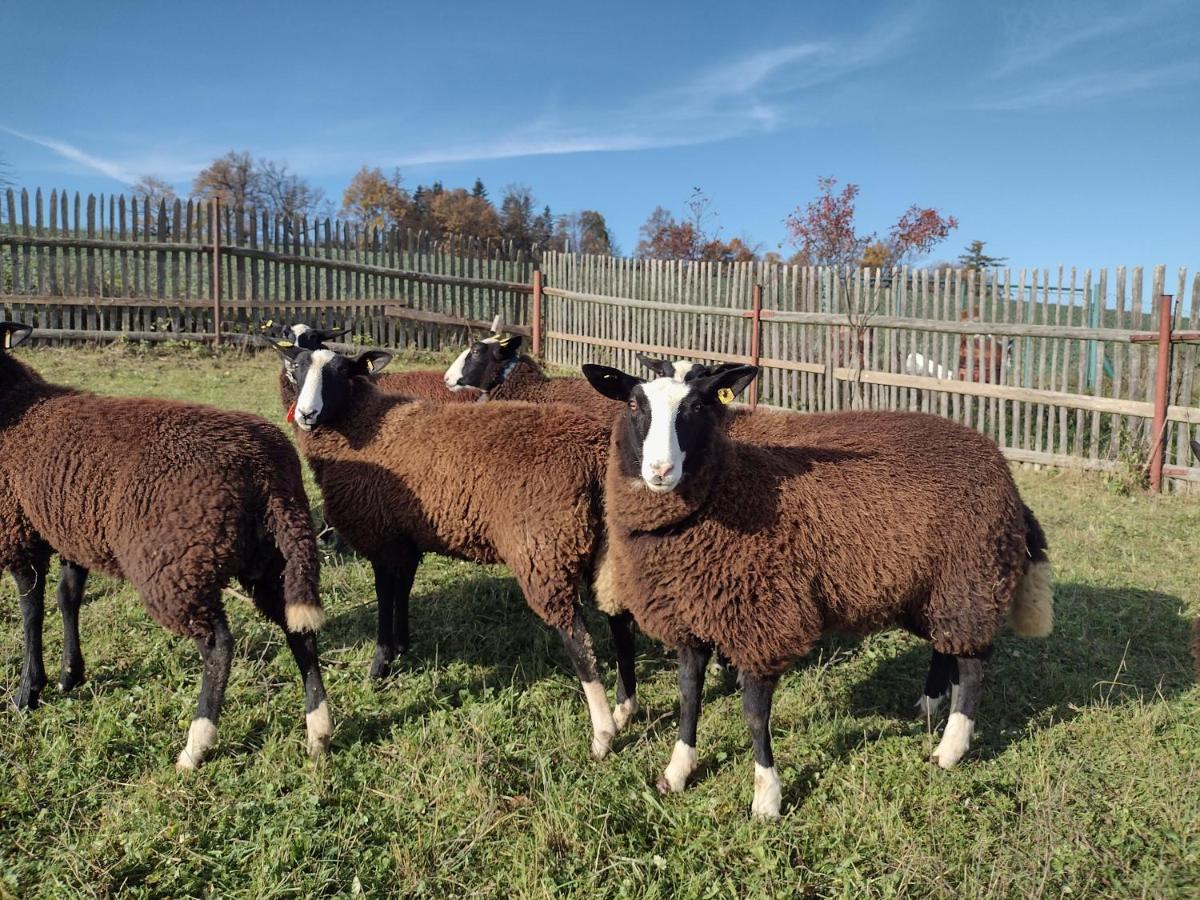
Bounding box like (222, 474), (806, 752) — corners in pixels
(3, 188), (1198, 489)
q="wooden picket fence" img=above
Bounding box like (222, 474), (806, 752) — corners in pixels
(3, 188), (1199, 490)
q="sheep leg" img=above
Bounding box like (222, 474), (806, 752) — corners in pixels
(915, 649), (954, 719)
(742, 672), (782, 818)
(11, 558), (49, 710)
(285, 629), (332, 759)
(558, 608), (617, 760)
(177, 616), (233, 771)
(369, 547), (419, 680)
(657, 643), (711, 795)
(607, 611), (638, 731)
(931, 654), (985, 770)
(56, 561), (88, 693)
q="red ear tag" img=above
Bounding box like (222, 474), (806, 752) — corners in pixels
(286, 401), (297, 423)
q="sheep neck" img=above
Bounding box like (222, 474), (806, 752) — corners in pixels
(487, 357), (547, 399)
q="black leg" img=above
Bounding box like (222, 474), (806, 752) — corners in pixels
(931, 653), (986, 770)
(917, 648), (954, 718)
(607, 611), (638, 730)
(56, 561), (88, 692)
(742, 672), (781, 818)
(557, 606), (616, 759)
(369, 560), (398, 680)
(390, 543), (419, 657)
(12, 557), (49, 710)
(657, 643), (711, 794)
(286, 629), (332, 758)
(177, 616), (234, 770)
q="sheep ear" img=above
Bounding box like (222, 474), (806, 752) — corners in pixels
(310, 327), (350, 344)
(0, 322), (33, 351)
(690, 365), (758, 405)
(492, 334), (522, 356)
(264, 336), (304, 360)
(636, 353), (675, 378)
(352, 350), (392, 376)
(583, 364), (642, 402)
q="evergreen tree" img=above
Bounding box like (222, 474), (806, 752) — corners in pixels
(471, 178), (488, 199)
(957, 240), (1007, 271)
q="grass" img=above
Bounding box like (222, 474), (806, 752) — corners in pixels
(1, 343), (1198, 898)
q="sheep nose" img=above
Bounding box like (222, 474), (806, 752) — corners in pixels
(650, 461), (674, 479)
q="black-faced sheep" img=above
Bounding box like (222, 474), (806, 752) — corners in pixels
(0, 322), (331, 769)
(268, 340), (637, 757)
(582, 362), (1053, 818)
(444, 333), (619, 420)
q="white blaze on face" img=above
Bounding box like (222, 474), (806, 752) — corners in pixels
(290, 323), (312, 340)
(295, 349), (335, 430)
(640, 377), (691, 492)
(443, 335), (500, 390)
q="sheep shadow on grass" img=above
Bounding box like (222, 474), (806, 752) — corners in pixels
(846, 581), (1195, 762)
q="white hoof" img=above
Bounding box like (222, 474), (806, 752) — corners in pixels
(657, 740), (697, 794)
(751, 763), (782, 819)
(612, 697), (639, 732)
(306, 700), (333, 758)
(175, 717), (217, 771)
(591, 731), (615, 760)
(930, 712), (974, 770)
(582, 680), (617, 761)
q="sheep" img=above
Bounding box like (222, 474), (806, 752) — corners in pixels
(267, 339), (637, 757)
(0, 321), (331, 769)
(582, 361), (1053, 818)
(286, 324), (478, 402)
(443, 332), (619, 420)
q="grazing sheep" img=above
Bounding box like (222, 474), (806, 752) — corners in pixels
(443, 332), (618, 420)
(287, 324), (478, 402)
(0, 322), (331, 769)
(269, 340), (637, 757)
(582, 362), (1053, 818)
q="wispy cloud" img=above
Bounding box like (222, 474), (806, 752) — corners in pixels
(387, 6), (925, 168)
(1, 126), (137, 183)
(0, 126), (208, 185)
(972, 62), (1197, 110)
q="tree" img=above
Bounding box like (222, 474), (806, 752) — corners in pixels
(341, 166), (409, 231)
(129, 175), (178, 210)
(256, 159), (325, 221)
(957, 240), (1007, 271)
(427, 188), (501, 241)
(555, 210), (616, 256)
(471, 178), (488, 200)
(531, 204), (555, 251)
(635, 188), (757, 261)
(499, 184), (536, 252)
(785, 177), (958, 272)
(191, 151), (259, 210)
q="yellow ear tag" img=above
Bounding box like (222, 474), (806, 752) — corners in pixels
(366, 359), (375, 372)
(717, 387), (734, 405)
(3, 333), (10, 349)
(277, 340), (294, 348)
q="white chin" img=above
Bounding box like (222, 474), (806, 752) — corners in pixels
(295, 420), (314, 432)
(644, 480), (678, 493)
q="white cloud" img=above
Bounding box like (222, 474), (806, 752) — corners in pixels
(972, 63), (1197, 110)
(1, 126), (137, 183)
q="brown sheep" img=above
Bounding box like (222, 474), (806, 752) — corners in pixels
(583, 362), (1053, 818)
(269, 340), (637, 757)
(0, 322), (331, 769)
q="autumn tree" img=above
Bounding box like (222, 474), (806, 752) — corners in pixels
(191, 151), (259, 210)
(499, 184), (536, 252)
(635, 190), (760, 261)
(257, 159), (325, 221)
(554, 210), (616, 256)
(341, 166), (409, 231)
(428, 188), (501, 241)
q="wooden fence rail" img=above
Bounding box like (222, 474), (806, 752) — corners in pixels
(3, 187), (1199, 490)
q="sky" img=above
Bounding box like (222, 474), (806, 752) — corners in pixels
(2, 0), (1197, 274)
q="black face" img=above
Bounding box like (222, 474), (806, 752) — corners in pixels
(269, 340), (392, 430)
(454, 334), (522, 391)
(583, 363), (758, 489)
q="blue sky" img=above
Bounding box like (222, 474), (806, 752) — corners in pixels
(3, 0), (1197, 273)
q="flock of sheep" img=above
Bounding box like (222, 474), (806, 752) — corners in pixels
(0, 316), (1056, 818)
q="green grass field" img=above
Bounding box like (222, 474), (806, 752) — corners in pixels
(1, 344), (1198, 898)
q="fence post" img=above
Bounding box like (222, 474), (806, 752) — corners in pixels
(749, 283), (763, 409)
(211, 197), (221, 347)
(531, 268), (543, 358)
(1148, 293), (1174, 493)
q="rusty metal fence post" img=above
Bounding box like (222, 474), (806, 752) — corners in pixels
(211, 197), (221, 347)
(748, 283), (763, 409)
(531, 269), (543, 358)
(1148, 293), (1174, 493)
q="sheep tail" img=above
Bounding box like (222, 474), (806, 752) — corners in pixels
(265, 479), (325, 634)
(1009, 504), (1053, 638)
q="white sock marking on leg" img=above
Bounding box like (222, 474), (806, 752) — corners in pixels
(176, 717), (217, 771)
(932, 711), (975, 770)
(612, 696), (639, 732)
(751, 762), (782, 819)
(306, 700), (332, 757)
(661, 739), (698, 793)
(581, 680), (616, 759)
